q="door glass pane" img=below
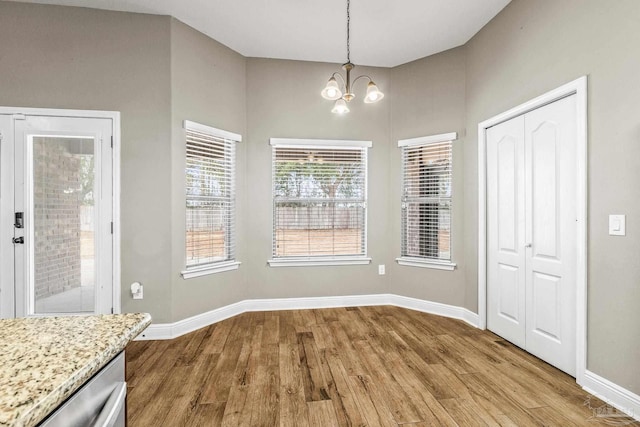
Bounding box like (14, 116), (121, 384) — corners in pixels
(32, 137), (95, 314)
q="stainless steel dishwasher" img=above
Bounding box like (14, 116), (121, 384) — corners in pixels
(39, 352), (126, 427)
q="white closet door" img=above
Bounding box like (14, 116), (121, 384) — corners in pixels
(487, 95), (577, 376)
(524, 95), (577, 376)
(487, 115), (527, 348)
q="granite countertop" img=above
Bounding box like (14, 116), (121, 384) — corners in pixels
(0, 313), (151, 427)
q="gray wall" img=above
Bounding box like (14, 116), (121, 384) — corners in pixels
(0, 2), (174, 323)
(245, 58), (391, 299)
(462, 0), (640, 394)
(389, 47), (467, 307)
(169, 19), (248, 320)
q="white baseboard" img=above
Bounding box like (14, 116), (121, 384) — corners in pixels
(136, 293), (479, 341)
(385, 294), (479, 328)
(582, 370), (640, 422)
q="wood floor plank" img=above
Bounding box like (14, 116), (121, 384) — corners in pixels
(162, 353), (216, 425)
(323, 348), (369, 427)
(456, 372), (540, 426)
(352, 339), (422, 424)
(294, 309), (318, 333)
(308, 400), (340, 427)
(127, 336), (195, 422)
(382, 352), (458, 427)
(348, 374), (397, 427)
(528, 406), (581, 427)
(385, 331), (459, 400)
(203, 317), (235, 354)
(127, 306), (614, 427)
(279, 342), (310, 426)
(298, 332), (331, 402)
(175, 325), (214, 366)
(220, 341), (254, 426)
(438, 397), (493, 426)
(126, 339), (171, 388)
(309, 323), (332, 349)
(326, 321), (368, 376)
(200, 314), (253, 404)
(262, 314), (280, 345)
(184, 401), (226, 427)
(248, 363), (280, 427)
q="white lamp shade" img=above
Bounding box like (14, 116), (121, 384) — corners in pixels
(363, 81), (384, 104)
(321, 77), (343, 100)
(331, 98), (350, 114)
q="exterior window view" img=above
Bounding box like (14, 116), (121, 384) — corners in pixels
(401, 139), (453, 262)
(33, 137), (96, 314)
(184, 123), (237, 269)
(272, 143), (368, 258)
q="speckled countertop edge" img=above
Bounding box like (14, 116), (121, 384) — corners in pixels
(0, 313), (151, 427)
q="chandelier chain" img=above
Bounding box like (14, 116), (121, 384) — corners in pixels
(346, 0), (351, 63)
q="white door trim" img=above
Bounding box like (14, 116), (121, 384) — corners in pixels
(477, 76), (587, 385)
(0, 107), (121, 317)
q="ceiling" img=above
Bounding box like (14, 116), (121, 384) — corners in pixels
(11, 0), (511, 67)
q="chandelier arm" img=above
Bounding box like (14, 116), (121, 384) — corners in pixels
(331, 72), (348, 92)
(351, 75), (374, 87)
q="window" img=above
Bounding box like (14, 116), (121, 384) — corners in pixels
(268, 138), (372, 267)
(397, 132), (457, 270)
(181, 120), (241, 278)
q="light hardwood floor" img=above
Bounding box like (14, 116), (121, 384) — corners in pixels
(126, 306), (638, 426)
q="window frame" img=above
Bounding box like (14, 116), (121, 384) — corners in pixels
(268, 138), (372, 267)
(396, 132), (457, 271)
(181, 120), (241, 279)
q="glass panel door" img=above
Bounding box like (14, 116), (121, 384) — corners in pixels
(14, 116), (113, 316)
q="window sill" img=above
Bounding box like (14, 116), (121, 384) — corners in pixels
(268, 256), (372, 268)
(396, 257), (456, 271)
(181, 261), (241, 279)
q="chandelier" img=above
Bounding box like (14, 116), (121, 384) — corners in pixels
(321, 0), (384, 114)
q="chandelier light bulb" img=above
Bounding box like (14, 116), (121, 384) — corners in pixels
(364, 81), (384, 104)
(321, 77), (342, 100)
(331, 98), (350, 114)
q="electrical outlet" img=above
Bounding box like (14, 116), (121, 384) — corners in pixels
(131, 282), (144, 300)
(378, 264), (385, 275)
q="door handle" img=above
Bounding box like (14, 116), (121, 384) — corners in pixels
(525, 243), (532, 248)
(12, 237), (24, 244)
(91, 382), (126, 427)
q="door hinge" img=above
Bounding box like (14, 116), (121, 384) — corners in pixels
(111, 307), (114, 314)
(110, 136), (113, 148)
(110, 222), (114, 234)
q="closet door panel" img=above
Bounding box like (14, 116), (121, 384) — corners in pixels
(524, 95), (577, 376)
(486, 115), (527, 348)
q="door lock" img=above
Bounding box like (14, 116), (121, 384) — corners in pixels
(14, 212), (24, 229)
(12, 237), (24, 244)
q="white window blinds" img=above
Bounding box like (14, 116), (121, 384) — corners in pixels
(184, 121), (240, 271)
(271, 139), (370, 259)
(399, 134), (455, 262)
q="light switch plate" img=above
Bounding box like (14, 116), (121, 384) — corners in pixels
(609, 214), (626, 236)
